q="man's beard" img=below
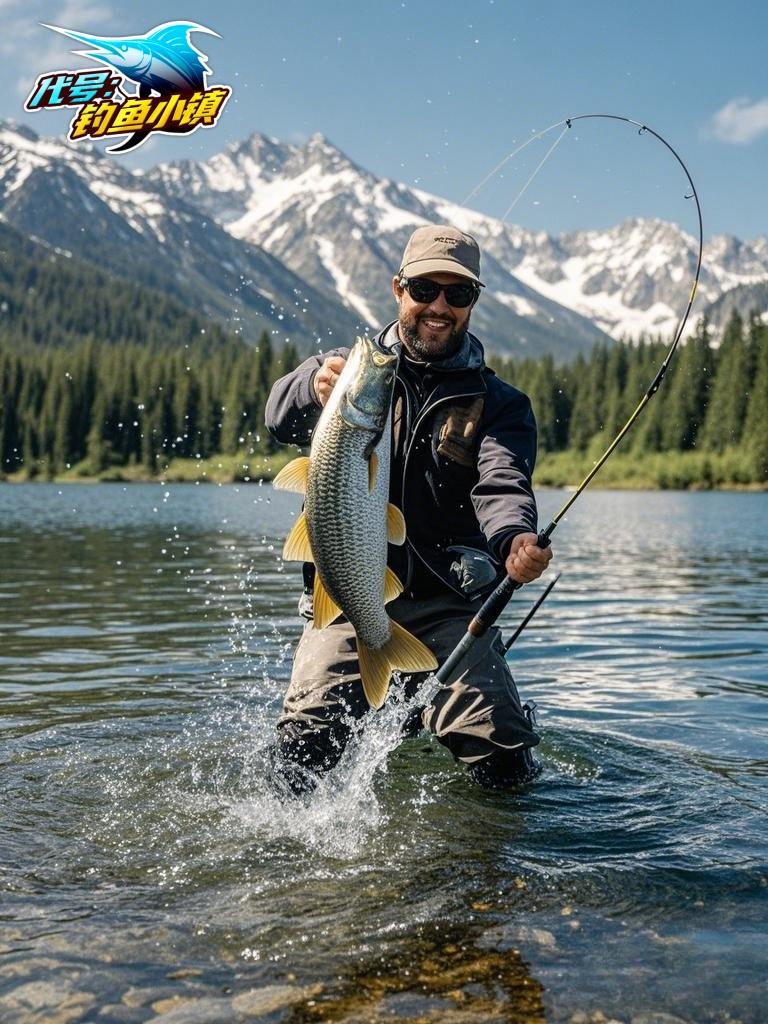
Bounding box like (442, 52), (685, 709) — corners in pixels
(398, 310), (469, 361)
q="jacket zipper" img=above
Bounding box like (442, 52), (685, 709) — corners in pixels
(394, 375), (415, 591)
(401, 386), (485, 598)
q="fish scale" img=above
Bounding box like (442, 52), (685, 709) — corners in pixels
(274, 336), (437, 709)
(306, 409), (392, 650)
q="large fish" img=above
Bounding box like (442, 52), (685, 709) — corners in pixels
(273, 336), (437, 708)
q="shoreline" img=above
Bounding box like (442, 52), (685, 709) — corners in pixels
(1, 450), (765, 492)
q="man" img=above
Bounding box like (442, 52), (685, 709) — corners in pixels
(264, 225), (553, 792)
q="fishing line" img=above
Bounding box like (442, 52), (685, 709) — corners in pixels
(430, 113), (704, 689)
(501, 125), (569, 221)
(461, 120), (570, 207)
(503, 572), (561, 651)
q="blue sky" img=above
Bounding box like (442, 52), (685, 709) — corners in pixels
(3, 0), (767, 239)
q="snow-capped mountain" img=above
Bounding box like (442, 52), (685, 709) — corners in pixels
(152, 131), (768, 343)
(149, 132), (613, 360)
(2, 119), (767, 359)
(0, 121), (363, 350)
(507, 218), (768, 339)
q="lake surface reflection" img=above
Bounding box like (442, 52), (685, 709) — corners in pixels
(1, 483), (766, 1023)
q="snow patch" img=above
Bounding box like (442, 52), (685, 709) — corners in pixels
(496, 293), (537, 317)
(316, 236), (379, 327)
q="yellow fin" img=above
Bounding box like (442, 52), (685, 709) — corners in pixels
(273, 456), (310, 494)
(368, 451), (378, 492)
(387, 503), (406, 545)
(357, 644), (392, 711)
(358, 620), (438, 709)
(312, 573), (342, 630)
(283, 511), (314, 562)
(384, 566), (403, 604)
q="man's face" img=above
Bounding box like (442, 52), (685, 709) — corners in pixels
(392, 272), (477, 361)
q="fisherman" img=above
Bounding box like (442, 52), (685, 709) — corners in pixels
(264, 225), (553, 792)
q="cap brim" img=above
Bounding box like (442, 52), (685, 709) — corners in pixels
(400, 257), (484, 286)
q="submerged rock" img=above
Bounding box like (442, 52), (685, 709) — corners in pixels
(630, 1014), (689, 1024)
(231, 983), (323, 1016)
(122, 986), (181, 1008)
(97, 1004), (148, 1023)
(0, 957), (66, 980)
(292, 925), (546, 1023)
(151, 997), (234, 1024)
(0, 979), (96, 1023)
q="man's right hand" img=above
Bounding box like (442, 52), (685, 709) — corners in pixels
(313, 355), (347, 407)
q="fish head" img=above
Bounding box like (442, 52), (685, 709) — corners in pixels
(339, 336), (398, 435)
(41, 25), (152, 78)
(97, 42), (152, 79)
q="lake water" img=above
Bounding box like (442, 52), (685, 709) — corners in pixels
(1, 483), (766, 1024)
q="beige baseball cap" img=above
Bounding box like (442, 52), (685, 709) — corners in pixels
(399, 225), (484, 286)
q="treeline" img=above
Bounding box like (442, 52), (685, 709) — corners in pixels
(489, 311), (768, 484)
(1, 311), (766, 484)
(0, 332), (299, 478)
(0, 220), (238, 352)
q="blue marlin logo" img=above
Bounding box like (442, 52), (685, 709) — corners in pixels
(41, 21), (218, 96)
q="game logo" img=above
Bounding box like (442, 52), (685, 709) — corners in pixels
(24, 21), (231, 153)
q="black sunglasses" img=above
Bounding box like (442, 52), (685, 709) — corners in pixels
(399, 276), (480, 309)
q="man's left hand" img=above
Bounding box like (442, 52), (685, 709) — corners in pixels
(505, 532), (553, 584)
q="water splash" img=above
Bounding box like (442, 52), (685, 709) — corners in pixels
(227, 675), (439, 860)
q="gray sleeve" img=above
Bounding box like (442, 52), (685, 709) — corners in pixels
(471, 390), (538, 563)
(264, 347), (350, 446)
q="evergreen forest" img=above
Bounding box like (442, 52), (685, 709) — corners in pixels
(0, 226), (765, 487)
(1, 311), (765, 487)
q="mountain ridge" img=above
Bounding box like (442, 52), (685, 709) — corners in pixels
(1, 119), (766, 360)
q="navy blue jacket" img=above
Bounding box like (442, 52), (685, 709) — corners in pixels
(264, 323), (538, 600)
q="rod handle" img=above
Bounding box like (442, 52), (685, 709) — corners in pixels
(470, 529), (551, 637)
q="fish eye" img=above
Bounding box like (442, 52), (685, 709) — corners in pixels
(120, 44), (127, 51)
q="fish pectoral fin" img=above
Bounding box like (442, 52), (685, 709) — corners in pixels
(358, 621), (438, 709)
(273, 456), (310, 494)
(282, 511), (314, 562)
(384, 566), (403, 604)
(312, 573), (342, 630)
(386, 503), (406, 545)
(368, 451), (378, 493)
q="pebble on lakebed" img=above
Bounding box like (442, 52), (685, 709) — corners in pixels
(286, 929), (547, 1023)
(0, 980), (96, 1023)
(144, 984), (324, 1022)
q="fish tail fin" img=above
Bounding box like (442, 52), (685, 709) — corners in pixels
(358, 621), (438, 709)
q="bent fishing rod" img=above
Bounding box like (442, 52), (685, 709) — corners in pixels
(432, 113), (704, 687)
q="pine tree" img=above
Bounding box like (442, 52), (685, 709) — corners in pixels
(742, 322), (768, 481)
(699, 311), (750, 451)
(220, 356), (248, 455)
(0, 352), (22, 473)
(53, 373), (75, 471)
(526, 356), (558, 452)
(567, 346), (609, 450)
(602, 344), (629, 436)
(658, 318), (713, 451)
(85, 387), (111, 473)
(627, 339), (668, 453)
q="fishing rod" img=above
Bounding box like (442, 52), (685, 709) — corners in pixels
(431, 113), (704, 688)
(503, 571), (561, 652)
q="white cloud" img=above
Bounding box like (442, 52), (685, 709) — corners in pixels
(1, 0), (117, 98)
(708, 96), (768, 144)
